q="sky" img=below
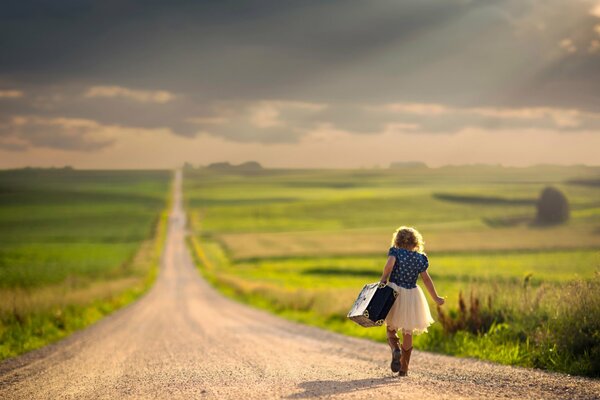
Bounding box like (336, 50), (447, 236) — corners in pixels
(1, 0), (600, 169)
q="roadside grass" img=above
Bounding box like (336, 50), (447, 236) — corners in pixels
(0, 169), (171, 360)
(184, 166), (600, 377)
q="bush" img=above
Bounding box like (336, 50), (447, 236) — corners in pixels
(436, 290), (504, 335)
(544, 273), (600, 376)
(535, 187), (569, 225)
(432, 273), (600, 377)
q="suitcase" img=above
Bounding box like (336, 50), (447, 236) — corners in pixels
(347, 282), (398, 327)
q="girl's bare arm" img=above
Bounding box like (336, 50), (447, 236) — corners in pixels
(420, 270), (445, 305)
(379, 256), (395, 284)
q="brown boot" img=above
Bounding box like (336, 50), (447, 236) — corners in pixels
(399, 346), (412, 376)
(386, 329), (401, 373)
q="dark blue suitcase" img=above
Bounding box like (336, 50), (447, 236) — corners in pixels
(347, 282), (397, 327)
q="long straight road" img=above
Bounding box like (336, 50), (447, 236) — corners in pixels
(1, 170), (598, 399)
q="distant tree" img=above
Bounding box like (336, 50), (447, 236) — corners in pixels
(389, 161), (427, 169)
(535, 186), (569, 225)
(206, 162), (233, 170)
(206, 161), (262, 171)
(237, 161), (263, 170)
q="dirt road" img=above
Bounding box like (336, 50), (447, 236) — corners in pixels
(1, 171), (598, 399)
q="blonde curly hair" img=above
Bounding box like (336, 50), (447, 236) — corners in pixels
(391, 226), (425, 253)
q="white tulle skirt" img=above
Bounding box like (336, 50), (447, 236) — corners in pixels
(385, 282), (434, 335)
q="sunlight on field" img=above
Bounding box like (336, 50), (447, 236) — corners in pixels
(216, 225), (600, 260)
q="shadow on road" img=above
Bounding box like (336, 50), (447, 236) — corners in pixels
(288, 376), (403, 398)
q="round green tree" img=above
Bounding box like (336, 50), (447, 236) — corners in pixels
(536, 186), (570, 225)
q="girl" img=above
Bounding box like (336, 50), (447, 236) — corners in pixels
(379, 226), (445, 376)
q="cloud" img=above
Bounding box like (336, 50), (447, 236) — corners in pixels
(380, 103), (600, 134)
(3, 85), (600, 152)
(591, 2), (600, 18)
(4, 123), (599, 169)
(0, 83), (201, 139)
(558, 38), (577, 53)
(383, 103), (449, 116)
(185, 100), (600, 143)
(0, 90), (23, 98)
(1, 1), (599, 112)
(3, 75), (600, 153)
(0, 115), (117, 151)
(0, 1), (599, 167)
(188, 100), (327, 143)
(84, 85), (175, 104)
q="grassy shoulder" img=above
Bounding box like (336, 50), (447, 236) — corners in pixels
(0, 169), (172, 361)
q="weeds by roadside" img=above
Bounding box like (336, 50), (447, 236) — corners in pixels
(428, 273), (600, 377)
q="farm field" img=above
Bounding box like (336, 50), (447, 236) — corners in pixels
(0, 168), (171, 360)
(184, 165), (600, 377)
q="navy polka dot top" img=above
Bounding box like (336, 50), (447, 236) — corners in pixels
(388, 247), (429, 289)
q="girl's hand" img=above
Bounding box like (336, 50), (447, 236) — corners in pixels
(435, 296), (445, 306)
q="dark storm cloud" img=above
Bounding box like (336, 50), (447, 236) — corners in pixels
(0, 0), (471, 100)
(1, 0), (599, 150)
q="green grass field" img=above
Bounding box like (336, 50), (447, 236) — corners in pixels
(183, 165), (600, 377)
(0, 168), (171, 360)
